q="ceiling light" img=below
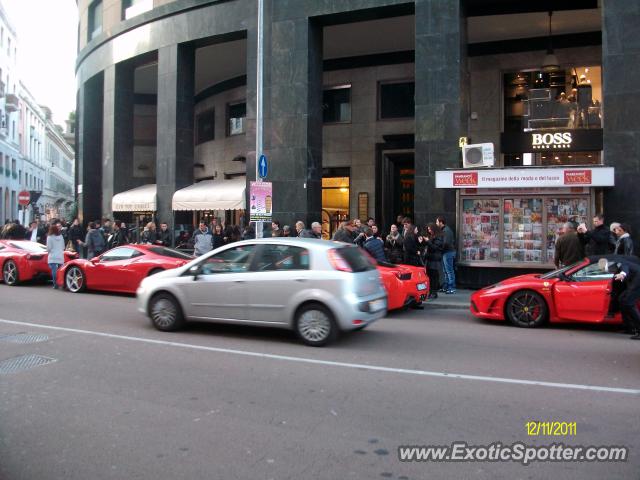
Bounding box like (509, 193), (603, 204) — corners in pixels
(542, 11), (560, 73)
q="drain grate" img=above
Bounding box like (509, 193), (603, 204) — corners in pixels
(0, 333), (49, 344)
(0, 354), (57, 374)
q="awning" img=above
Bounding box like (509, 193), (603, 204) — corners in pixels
(172, 177), (246, 211)
(112, 184), (157, 212)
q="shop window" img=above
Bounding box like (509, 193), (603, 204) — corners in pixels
(322, 172), (350, 240)
(461, 199), (500, 262)
(323, 86), (351, 123)
(545, 198), (589, 262)
(503, 67), (602, 133)
(195, 109), (215, 145)
(227, 102), (246, 136)
(88, 1), (103, 41)
(379, 81), (415, 119)
(503, 199), (543, 263)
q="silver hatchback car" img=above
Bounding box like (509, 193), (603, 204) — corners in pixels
(137, 238), (387, 346)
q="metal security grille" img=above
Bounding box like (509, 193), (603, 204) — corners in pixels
(0, 333), (49, 344)
(0, 354), (57, 374)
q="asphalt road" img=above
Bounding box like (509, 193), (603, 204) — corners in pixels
(0, 282), (638, 480)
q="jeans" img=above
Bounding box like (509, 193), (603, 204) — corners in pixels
(49, 263), (62, 288)
(442, 251), (456, 291)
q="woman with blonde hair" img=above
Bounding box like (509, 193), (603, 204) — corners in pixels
(140, 222), (157, 244)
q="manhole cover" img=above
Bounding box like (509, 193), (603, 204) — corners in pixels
(0, 354), (57, 374)
(0, 333), (49, 344)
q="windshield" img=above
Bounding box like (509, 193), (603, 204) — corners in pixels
(9, 241), (47, 253)
(539, 260), (586, 279)
(148, 246), (194, 260)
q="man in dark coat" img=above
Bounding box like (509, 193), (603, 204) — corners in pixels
(607, 258), (640, 339)
(157, 222), (173, 247)
(401, 219), (421, 267)
(332, 220), (356, 243)
(363, 227), (386, 262)
(25, 220), (47, 244)
(578, 214), (614, 256)
(68, 218), (85, 254)
(554, 222), (585, 268)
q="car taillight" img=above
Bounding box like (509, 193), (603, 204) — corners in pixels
(327, 249), (352, 272)
(395, 272), (411, 280)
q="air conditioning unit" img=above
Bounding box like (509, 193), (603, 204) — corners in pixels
(462, 143), (494, 168)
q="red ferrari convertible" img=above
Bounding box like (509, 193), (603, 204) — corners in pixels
(377, 261), (429, 310)
(1, 240), (77, 286)
(470, 255), (640, 328)
(57, 244), (193, 294)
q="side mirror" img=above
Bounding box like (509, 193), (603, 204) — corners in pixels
(90, 257), (100, 264)
(189, 265), (202, 280)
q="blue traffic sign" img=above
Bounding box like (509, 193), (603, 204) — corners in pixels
(258, 154), (268, 178)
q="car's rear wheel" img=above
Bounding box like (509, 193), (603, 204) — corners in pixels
(149, 293), (185, 332)
(295, 303), (338, 347)
(3, 260), (19, 286)
(505, 290), (548, 328)
(65, 266), (86, 293)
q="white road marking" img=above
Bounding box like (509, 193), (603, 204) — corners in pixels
(1, 318), (639, 395)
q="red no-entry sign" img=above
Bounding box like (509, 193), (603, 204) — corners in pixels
(18, 190), (31, 206)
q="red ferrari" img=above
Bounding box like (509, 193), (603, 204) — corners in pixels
(1, 240), (78, 286)
(470, 255), (640, 328)
(376, 261), (429, 310)
(57, 244), (193, 294)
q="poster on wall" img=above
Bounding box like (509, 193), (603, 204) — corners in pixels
(249, 181), (272, 222)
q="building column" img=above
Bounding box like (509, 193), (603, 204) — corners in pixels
(102, 62), (135, 219)
(156, 44), (195, 228)
(414, 0), (468, 227)
(77, 73), (104, 224)
(602, 2), (640, 231)
(254, 14), (322, 227)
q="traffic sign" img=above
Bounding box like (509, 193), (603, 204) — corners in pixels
(258, 154), (268, 178)
(18, 190), (30, 206)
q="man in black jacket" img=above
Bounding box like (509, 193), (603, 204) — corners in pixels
(157, 222), (173, 247)
(608, 259), (640, 339)
(578, 214), (614, 256)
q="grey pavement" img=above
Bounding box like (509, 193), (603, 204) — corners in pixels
(424, 289), (473, 310)
(0, 283), (638, 480)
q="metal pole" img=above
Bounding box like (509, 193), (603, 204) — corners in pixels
(255, 0), (264, 239)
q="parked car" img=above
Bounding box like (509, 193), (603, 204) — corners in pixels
(137, 238), (388, 346)
(58, 244), (193, 294)
(1, 240), (77, 286)
(376, 261), (429, 310)
(470, 254), (640, 328)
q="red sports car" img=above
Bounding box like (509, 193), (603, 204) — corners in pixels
(376, 261), (429, 310)
(470, 255), (640, 328)
(1, 240), (78, 286)
(57, 244), (193, 294)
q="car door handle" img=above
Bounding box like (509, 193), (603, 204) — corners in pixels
(234, 280), (246, 284)
(294, 278), (306, 282)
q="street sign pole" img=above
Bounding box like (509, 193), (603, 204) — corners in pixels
(255, 0), (265, 239)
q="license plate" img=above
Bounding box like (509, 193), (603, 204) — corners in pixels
(416, 283), (427, 291)
(369, 299), (386, 312)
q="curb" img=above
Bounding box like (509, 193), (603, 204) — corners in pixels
(424, 302), (469, 310)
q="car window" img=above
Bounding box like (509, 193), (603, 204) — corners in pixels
(148, 246), (194, 260)
(255, 245), (310, 271)
(571, 262), (614, 282)
(9, 241), (47, 252)
(337, 245), (376, 272)
(200, 245), (256, 274)
(100, 247), (143, 262)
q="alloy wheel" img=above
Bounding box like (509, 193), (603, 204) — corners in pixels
(507, 291), (547, 327)
(3, 261), (18, 285)
(66, 267), (84, 293)
(150, 298), (177, 329)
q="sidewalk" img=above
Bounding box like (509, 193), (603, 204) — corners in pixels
(423, 289), (474, 310)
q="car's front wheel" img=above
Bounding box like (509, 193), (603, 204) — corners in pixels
(295, 303), (338, 347)
(149, 293), (185, 332)
(65, 266), (86, 293)
(2, 260), (19, 286)
(505, 290), (548, 328)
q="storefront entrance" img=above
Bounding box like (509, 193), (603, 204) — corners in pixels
(379, 152), (414, 229)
